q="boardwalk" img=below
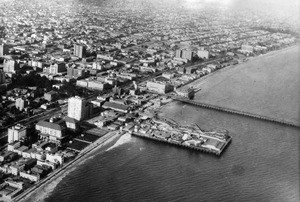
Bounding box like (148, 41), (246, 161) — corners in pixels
(170, 95), (300, 128)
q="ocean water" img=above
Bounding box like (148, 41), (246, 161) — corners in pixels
(44, 106), (299, 202)
(44, 46), (300, 202)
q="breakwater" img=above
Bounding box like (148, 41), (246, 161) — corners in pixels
(171, 96), (300, 128)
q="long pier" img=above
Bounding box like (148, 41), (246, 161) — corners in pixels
(170, 96), (300, 128)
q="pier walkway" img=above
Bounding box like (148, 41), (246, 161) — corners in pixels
(169, 95), (300, 128)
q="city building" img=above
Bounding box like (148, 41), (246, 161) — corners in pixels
(241, 44), (254, 53)
(175, 87), (195, 99)
(67, 96), (90, 121)
(47, 63), (66, 75)
(0, 44), (9, 57)
(0, 70), (5, 84)
(102, 101), (129, 113)
(3, 59), (20, 74)
(44, 91), (58, 102)
(67, 67), (87, 78)
(74, 44), (86, 58)
(175, 49), (193, 61)
(65, 116), (77, 130)
(197, 49), (209, 59)
(15, 97), (29, 111)
(19, 171), (40, 182)
(46, 152), (64, 165)
(76, 79), (111, 91)
(8, 125), (27, 143)
(147, 81), (174, 94)
(35, 118), (66, 144)
(28, 60), (43, 69)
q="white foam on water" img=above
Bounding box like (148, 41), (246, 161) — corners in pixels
(106, 132), (133, 152)
(23, 134), (120, 202)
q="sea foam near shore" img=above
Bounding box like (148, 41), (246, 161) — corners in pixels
(106, 132), (133, 152)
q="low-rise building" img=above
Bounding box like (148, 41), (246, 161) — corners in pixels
(44, 91), (58, 102)
(19, 171), (40, 182)
(102, 102), (129, 113)
(46, 152), (64, 165)
(15, 97), (29, 111)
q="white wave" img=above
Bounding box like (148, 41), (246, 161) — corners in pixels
(106, 132), (132, 151)
(23, 134), (120, 202)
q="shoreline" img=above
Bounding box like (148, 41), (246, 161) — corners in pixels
(185, 44), (299, 91)
(13, 131), (122, 202)
(178, 44), (300, 125)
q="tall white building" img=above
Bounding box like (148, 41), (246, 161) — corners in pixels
(67, 96), (89, 121)
(8, 124), (27, 143)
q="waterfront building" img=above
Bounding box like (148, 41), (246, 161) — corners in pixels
(175, 87), (195, 99)
(67, 96), (90, 121)
(15, 98), (29, 111)
(46, 152), (64, 165)
(8, 124), (27, 144)
(0, 44), (9, 57)
(147, 81), (174, 94)
(19, 171), (40, 182)
(74, 44), (86, 58)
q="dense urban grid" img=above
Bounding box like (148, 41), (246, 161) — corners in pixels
(0, 0), (298, 200)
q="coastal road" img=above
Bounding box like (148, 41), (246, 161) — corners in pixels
(13, 130), (121, 202)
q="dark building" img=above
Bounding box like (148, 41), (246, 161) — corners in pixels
(0, 44), (9, 57)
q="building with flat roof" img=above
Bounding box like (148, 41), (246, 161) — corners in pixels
(15, 97), (29, 111)
(0, 70), (5, 84)
(44, 91), (58, 102)
(67, 67), (87, 78)
(197, 50), (209, 59)
(47, 63), (66, 75)
(74, 44), (86, 58)
(102, 101), (129, 113)
(36, 118), (66, 144)
(241, 44), (254, 53)
(0, 44), (9, 57)
(147, 81), (174, 94)
(8, 124), (27, 144)
(3, 59), (20, 74)
(67, 96), (90, 121)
